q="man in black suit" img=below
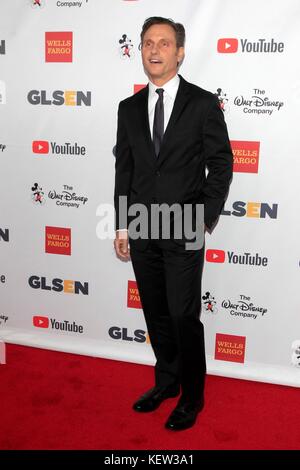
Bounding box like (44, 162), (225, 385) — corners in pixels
(114, 17), (233, 431)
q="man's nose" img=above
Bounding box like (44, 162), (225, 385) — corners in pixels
(150, 43), (159, 53)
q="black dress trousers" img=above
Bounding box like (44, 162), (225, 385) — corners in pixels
(130, 240), (206, 402)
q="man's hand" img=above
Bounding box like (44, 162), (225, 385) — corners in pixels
(114, 230), (130, 260)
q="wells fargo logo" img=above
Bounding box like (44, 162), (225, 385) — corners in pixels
(134, 84), (146, 94)
(230, 140), (260, 173)
(45, 226), (71, 255)
(215, 333), (246, 363)
(127, 280), (142, 309)
(45, 32), (73, 62)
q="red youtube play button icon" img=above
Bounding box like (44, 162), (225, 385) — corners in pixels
(206, 249), (226, 263)
(217, 38), (238, 53)
(33, 316), (49, 328)
(32, 140), (49, 154)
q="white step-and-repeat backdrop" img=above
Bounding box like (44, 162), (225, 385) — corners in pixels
(1, 0), (300, 387)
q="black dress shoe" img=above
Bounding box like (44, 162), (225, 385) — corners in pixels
(133, 385), (180, 413)
(165, 396), (204, 431)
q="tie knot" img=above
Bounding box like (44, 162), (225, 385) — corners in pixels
(156, 88), (164, 98)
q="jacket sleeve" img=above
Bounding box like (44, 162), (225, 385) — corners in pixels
(114, 101), (134, 230)
(202, 95), (233, 229)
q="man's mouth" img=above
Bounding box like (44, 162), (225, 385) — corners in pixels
(149, 59), (162, 64)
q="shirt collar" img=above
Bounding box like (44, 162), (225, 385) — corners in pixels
(148, 74), (180, 100)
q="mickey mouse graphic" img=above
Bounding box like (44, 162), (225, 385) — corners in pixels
(215, 88), (229, 113)
(202, 291), (218, 313)
(31, 183), (45, 204)
(119, 34), (134, 59)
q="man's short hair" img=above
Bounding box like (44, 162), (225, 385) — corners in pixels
(140, 16), (185, 49)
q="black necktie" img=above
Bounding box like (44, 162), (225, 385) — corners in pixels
(153, 88), (164, 157)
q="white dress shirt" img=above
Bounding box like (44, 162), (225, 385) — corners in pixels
(148, 73), (180, 138)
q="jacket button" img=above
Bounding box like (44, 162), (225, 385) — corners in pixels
(155, 170), (160, 177)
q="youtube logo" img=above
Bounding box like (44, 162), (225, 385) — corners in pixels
(33, 315), (49, 328)
(206, 249), (225, 263)
(217, 38), (238, 53)
(32, 141), (49, 154)
(218, 38), (284, 54)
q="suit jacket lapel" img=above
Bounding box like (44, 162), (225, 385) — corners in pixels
(137, 85), (156, 164)
(158, 75), (191, 165)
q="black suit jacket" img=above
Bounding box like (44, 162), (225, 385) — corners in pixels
(114, 75), (233, 248)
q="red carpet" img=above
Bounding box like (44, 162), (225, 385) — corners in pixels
(0, 344), (299, 450)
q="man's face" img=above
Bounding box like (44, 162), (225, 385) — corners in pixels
(141, 24), (184, 84)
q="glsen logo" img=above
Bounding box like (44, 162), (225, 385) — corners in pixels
(0, 144), (6, 152)
(234, 88), (283, 116)
(215, 333), (246, 363)
(0, 40), (5, 55)
(28, 276), (88, 295)
(217, 38), (238, 53)
(27, 90), (91, 106)
(33, 315), (83, 333)
(218, 38), (284, 53)
(134, 84), (146, 94)
(231, 141), (260, 173)
(222, 201), (278, 219)
(45, 226), (71, 255)
(0, 80), (6, 104)
(33, 315), (49, 328)
(45, 32), (72, 62)
(108, 326), (149, 343)
(0, 228), (9, 242)
(32, 141), (49, 153)
(222, 294), (267, 320)
(119, 34), (134, 59)
(206, 249), (225, 263)
(127, 280), (141, 308)
(32, 140), (86, 156)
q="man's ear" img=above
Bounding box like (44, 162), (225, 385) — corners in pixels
(177, 47), (185, 67)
